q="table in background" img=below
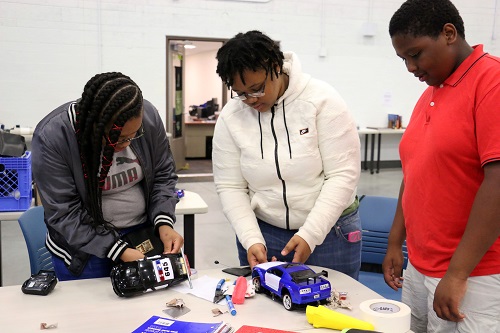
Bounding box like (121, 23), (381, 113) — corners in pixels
(185, 117), (216, 158)
(0, 266), (403, 333)
(175, 190), (208, 268)
(0, 190), (207, 286)
(358, 128), (405, 174)
(357, 128), (378, 174)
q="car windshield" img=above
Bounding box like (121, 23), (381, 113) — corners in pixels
(290, 269), (323, 284)
(290, 269), (316, 282)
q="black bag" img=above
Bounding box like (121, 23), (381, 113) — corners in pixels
(0, 132), (27, 157)
(120, 224), (164, 257)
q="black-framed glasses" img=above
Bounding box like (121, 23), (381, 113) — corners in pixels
(231, 74), (267, 101)
(105, 124), (145, 146)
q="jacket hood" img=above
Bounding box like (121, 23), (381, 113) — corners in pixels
(277, 52), (311, 105)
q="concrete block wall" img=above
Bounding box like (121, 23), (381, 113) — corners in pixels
(0, 0), (498, 161)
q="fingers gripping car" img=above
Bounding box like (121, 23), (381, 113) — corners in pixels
(111, 253), (189, 297)
(252, 262), (331, 310)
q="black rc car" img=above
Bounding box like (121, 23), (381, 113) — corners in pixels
(110, 253), (190, 297)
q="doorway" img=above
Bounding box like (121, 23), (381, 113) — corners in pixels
(166, 36), (228, 170)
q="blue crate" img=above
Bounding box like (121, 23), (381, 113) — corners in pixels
(0, 151), (32, 211)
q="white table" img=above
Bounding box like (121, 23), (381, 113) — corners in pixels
(0, 266), (409, 333)
(0, 190), (207, 286)
(358, 128), (379, 174)
(175, 190), (209, 268)
(358, 128), (405, 174)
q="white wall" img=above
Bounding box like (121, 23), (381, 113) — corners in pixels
(0, 0), (498, 160)
(185, 49), (222, 115)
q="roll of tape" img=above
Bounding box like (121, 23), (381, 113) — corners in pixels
(359, 299), (411, 333)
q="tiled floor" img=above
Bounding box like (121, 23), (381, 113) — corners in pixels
(1, 162), (402, 286)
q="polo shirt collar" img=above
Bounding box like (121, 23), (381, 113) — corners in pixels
(444, 44), (487, 87)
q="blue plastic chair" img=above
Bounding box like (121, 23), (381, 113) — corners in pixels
(358, 195), (408, 301)
(17, 206), (54, 274)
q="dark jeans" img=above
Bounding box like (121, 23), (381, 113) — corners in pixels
(236, 209), (362, 280)
(52, 254), (112, 281)
(51, 223), (147, 281)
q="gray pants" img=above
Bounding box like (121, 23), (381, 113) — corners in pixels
(403, 261), (500, 333)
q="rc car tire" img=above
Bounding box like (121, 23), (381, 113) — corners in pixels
(282, 291), (294, 311)
(319, 298), (329, 305)
(253, 277), (263, 293)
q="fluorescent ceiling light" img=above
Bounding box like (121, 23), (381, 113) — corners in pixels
(183, 41), (196, 49)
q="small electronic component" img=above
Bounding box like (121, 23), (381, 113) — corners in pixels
(176, 189), (185, 199)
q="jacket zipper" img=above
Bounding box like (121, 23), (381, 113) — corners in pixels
(271, 107), (290, 229)
(130, 142), (150, 211)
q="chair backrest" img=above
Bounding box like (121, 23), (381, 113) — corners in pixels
(18, 206), (53, 274)
(359, 195), (408, 267)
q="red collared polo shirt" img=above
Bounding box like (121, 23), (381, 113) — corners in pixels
(400, 45), (500, 277)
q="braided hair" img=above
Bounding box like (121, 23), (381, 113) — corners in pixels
(216, 30), (284, 87)
(74, 72), (143, 229)
(389, 0), (465, 39)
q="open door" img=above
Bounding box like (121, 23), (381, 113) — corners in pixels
(166, 36), (228, 170)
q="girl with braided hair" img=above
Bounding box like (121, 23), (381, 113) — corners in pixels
(212, 31), (362, 278)
(32, 72), (183, 280)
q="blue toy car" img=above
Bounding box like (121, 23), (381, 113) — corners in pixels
(252, 261), (331, 310)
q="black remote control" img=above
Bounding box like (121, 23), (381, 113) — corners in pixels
(21, 270), (57, 296)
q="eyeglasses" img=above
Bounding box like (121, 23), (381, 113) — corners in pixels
(105, 124), (145, 146)
(231, 74), (267, 101)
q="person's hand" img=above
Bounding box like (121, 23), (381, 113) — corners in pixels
(158, 225), (184, 254)
(433, 273), (467, 322)
(120, 248), (146, 262)
(382, 246), (405, 291)
(247, 243), (268, 269)
(281, 235), (311, 263)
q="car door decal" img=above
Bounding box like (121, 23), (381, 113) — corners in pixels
(265, 272), (280, 291)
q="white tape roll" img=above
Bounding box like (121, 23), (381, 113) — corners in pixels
(359, 299), (411, 333)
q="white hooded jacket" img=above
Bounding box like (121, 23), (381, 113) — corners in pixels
(212, 52), (360, 253)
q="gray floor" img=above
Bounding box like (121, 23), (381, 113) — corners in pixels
(1, 168), (402, 287)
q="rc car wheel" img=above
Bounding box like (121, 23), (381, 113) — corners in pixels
(319, 298), (329, 305)
(253, 277), (263, 293)
(282, 291), (294, 311)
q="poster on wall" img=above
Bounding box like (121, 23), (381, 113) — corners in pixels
(173, 65), (183, 138)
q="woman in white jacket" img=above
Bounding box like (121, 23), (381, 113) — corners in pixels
(213, 31), (361, 278)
